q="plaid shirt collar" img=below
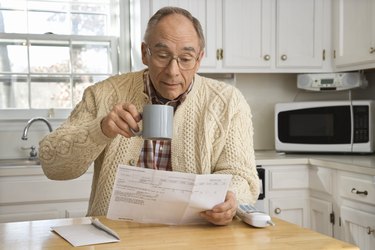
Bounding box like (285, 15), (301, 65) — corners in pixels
(143, 69), (193, 108)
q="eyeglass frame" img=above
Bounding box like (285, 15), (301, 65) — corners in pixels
(146, 47), (201, 70)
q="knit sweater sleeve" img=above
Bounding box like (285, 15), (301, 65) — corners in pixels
(210, 85), (259, 205)
(38, 78), (116, 180)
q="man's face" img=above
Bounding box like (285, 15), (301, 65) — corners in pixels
(141, 14), (204, 100)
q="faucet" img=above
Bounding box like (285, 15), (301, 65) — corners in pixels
(22, 117), (53, 140)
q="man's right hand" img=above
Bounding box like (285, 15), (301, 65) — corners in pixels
(101, 102), (142, 138)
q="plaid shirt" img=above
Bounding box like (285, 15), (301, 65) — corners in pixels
(137, 70), (192, 171)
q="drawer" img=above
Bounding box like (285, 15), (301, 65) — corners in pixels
(267, 165), (309, 191)
(340, 173), (375, 206)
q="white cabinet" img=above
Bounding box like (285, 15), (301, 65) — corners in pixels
(0, 166), (92, 223)
(275, 0), (329, 71)
(136, 0), (330, 73)
(338, 171), (375, 250)
(220, 0), (273, 70)
(309, 166), (335, 237)
(263, 165), (310, 228)
(332, 0), (375, 71)
(135, 0), (219, 71)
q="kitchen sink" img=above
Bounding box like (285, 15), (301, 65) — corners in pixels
(0, 158), (41, 166)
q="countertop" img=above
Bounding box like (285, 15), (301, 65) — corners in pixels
(255, 150), (375, 176)
(0, 216), (359, 249)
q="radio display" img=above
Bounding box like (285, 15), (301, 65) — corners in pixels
(320, 78), (334, 84)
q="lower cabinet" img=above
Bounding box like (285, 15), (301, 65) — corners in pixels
(262, 163), (374, 250)
(338, 171), (375, 250)
(309, 197), (333, 236)
(309, 165), (335, 237)
(340, 206), (375, 250)
(269, 197), (309, 227)
(0, 166), (93, 223)
(0, 201), (89, 223)
(263, 165), (310, 228)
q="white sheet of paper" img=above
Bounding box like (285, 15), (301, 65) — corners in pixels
(51, 218), (120, 247)
(106, 165), (232, 225)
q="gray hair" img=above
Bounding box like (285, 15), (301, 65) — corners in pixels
(143, 6), (206, 50)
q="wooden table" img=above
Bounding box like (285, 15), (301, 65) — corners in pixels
(0, 216), (358, 249)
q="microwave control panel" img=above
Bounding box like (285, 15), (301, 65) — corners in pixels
(353, 106), (369, 143)
(297, 72), (368, 91)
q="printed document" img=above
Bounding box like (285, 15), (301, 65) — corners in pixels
(107, 165), (232, 225)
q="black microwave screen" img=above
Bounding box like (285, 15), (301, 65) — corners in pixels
(289, 114), (334, 137)
(278, 106), (352, 144)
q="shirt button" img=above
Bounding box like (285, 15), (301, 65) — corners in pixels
(129, 159), (136, 166)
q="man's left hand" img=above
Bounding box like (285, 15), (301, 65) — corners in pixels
(200, 191), (237, 226)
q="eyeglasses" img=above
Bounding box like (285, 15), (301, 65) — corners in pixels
(147, 47), (199, 70)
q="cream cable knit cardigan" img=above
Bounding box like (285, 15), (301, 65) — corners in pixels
(39, 70), (260, 216)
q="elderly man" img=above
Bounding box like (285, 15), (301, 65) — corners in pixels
(39, 6), (259, 226)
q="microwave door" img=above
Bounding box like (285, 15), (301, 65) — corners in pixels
(277, 106), (352, 152)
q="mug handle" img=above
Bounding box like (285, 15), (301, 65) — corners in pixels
(130, 128), (142, 137)
(130, 112), (143, 137)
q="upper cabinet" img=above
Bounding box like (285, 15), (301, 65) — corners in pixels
(135, 0), (331, 73)
(223, 0), (329, 73)
(332, 0), (375, 71)
(274, 0), (328, 71)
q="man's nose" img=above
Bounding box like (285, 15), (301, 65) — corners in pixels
(165, 58), (180, 75)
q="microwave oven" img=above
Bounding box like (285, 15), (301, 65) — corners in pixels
(275, 100), (375, 153)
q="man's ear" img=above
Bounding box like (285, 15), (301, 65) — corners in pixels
(195, 50), (205, 69)
(141, 42), (149, 66)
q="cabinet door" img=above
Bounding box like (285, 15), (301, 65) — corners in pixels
(269, 198), (310, 228)
(340, 206), (375, 250)
(221, 0), (273, 69)
(144, 0), (219, 69)
(332, 0), (375, 69)
(310, 197), (333, 237)
(276, 0), (324, 69)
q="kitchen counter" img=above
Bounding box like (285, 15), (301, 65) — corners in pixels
(255, 150), (375, 176)
(0, 216), (358, 249)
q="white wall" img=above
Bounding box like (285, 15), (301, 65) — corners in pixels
(235, 70), (375, 150)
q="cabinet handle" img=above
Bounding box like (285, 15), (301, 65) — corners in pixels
(274, 208), (281, 214)
(367, 227), (374, 235)
(216, 49), (224, 60)
(281, 54), (287, 61)
(370, 47), (375, 54)
(351, 188), (368, 196)
(263, 54), (271, 61)
(216, 49), (221, 60)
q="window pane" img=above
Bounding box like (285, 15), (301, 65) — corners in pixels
(30, 76), (71, 108)
(27, 1), (68, 12)
(71, 13), (107, 35)
(72, 41), (112, 73)
(0, 39), (28, 73)
(28, 11), (69, 34)
(73, 75), (106, 105)
(29, 41), (70, 73)
(0, 75), (29, 108)
(0, 10), (27, 33)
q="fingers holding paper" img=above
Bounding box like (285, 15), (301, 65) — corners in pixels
(200, 191), (237, 226)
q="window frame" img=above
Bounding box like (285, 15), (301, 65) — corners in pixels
(0, 0), (132, 121)
(0, 33), (119, 120)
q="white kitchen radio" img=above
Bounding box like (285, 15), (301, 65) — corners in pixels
(297, 72), (367, 91)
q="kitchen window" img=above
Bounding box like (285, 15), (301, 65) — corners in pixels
(0, 0), (128, 119)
